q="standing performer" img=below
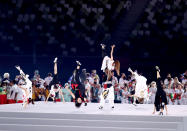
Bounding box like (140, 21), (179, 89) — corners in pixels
(15, 66), (34, 108)
(128, 67), (149, 105)
(69, 61), (88, 108)
(152, 66), (168, 115)
(99, 44), (120, 109)
(46, 57), (65, 103)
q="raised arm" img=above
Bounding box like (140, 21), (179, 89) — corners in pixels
(15, 66), (26, 79)
(54, 57), (58, 75)
(155, 66), (161, 79)
(110, 45), (115, 60)
(128, 67), (134, 74)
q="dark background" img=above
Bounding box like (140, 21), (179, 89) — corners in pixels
(0, 0), (186, 83)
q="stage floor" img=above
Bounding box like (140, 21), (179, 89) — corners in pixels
(0, 102), (187, 131)
(0, 102), (187, 116)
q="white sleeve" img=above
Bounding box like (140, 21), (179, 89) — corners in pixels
(134, 72), (139, 79)
(14, 85), (19, 93)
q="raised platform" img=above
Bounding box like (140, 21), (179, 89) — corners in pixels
(0, 102), (187, 131)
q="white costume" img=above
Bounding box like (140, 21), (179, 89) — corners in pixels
(101, 56), (114, 72)
(25, 77), (32, 99)
(16, 67), (33, 102)
(134, 72), (148, 100)
(10, 84), (19, 100)
(99, 83), (114, 108)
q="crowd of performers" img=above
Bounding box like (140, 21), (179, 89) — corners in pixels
(0, 44), (187, 115)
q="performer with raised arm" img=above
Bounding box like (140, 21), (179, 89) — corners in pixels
(46, 57), (65, 103)
(152, 66), (168, 115)
(98, 44), (120, 109)
(128, 67), (149, 106)
(101, 44), (120, 80)
(15, 65), (34, 108)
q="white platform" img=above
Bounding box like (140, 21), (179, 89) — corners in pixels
(0, 102), (187, 131)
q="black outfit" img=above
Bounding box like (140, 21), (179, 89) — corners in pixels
(48, 74), (60, 102)
(80, 71), (87, 84)
(154, 77), (168, 111)
(49, 74), (59, 90)
(71, 68), (86, 101)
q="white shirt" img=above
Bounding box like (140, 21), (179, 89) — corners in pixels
(85, 83), (91, 90)
(10, 84), (19, 99)
(101, 56), (114, 72)
(44, 76), (53, 85)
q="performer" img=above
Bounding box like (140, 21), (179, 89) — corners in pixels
(46, 57), (65, 103)
(128, 67), (149, 105)
(99, 44), (118, 109)
(69, 61), (88, 108)
(152, 66), (168, 115)
(15, 65), (34, 108)
(101, 44), (120, 81)
(98, 71), (115, 109)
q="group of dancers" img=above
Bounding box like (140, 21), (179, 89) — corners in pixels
(14, 44), (168, 115)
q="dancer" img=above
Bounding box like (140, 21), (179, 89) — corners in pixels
(101, 44), (120, 81)
(128, 67), (149, 105)
(15, 66), (34, 108)
(46, 57), (65, 103)
(99, 44), (119, 109)
(70, 61), (87, 108)
(152, 66), (168, 115)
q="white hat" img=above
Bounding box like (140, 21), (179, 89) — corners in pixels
(3, 73), (10, 79)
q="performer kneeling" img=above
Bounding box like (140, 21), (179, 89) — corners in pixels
(46, 57), (64, 103)
(15, 66), (34, 108)
(152, 66), (168, 115)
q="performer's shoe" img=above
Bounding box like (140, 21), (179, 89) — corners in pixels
(111, 106), (114, 109)
(133, 102), (137, 106)
(100, 43), (106, 49)
(159, 112), (163, 116)
(155, 66), (160, 72)
(99, 106), (103, 110)
(32, 99), (34, 105)
(15, 65), (21, 70)
(76, 61), (81, 66)
(84, 103), (87, 106)
(54, 57), (58, 63)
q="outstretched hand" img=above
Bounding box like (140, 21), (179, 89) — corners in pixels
(111, 45), (115, 48)
(128, 67), (132, 72)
